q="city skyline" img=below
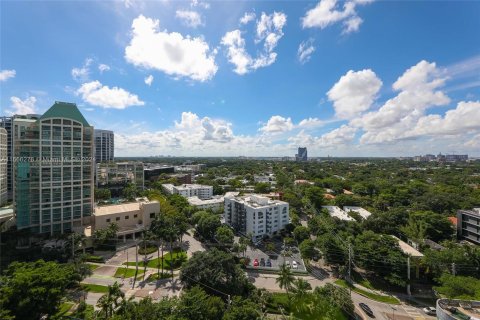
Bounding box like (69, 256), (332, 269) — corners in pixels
(1, 0), (480, 157)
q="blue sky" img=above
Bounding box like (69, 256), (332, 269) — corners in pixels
(1, 0), (479, 157)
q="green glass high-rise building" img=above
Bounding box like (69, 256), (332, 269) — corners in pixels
(13, 101), (94, 234)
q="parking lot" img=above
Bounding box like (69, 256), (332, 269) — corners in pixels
(244, 239), (306, 272)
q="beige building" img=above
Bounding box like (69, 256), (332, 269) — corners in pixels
(93, 198), (160, 242)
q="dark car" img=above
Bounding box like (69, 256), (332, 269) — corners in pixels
(359, 303), (374, 317)
(266, 259), (272, 267)
(260, 258), (265, 266)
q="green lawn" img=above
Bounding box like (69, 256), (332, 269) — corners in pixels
(335, 279), (401, 304)
(147, 272), (172, 281)
(114, 267), (145, 278)
(87, 263), (99, 271)
(124, 249), (187, 270)
(52, 302), (74, 318)
(81, 283), (110, 293)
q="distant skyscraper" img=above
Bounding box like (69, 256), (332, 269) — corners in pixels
(13, 102), (94, 234)
(94, 129), (114, 163)
(0, 128), (7, 206)
(1, 114), (40, 201)
(296, 147), (308, 161)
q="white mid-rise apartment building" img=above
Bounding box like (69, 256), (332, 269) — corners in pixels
(162, 184), (213, 200)
(224, 194), (289, 241)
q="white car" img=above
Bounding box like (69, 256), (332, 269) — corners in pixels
(423, 307), (436, 316)
(292, 261), (298, 269)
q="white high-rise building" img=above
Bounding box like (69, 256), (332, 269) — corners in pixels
(224, 194), (289, 241)
(13, 101), (94, 235)
(94, 129), (114, 163)
(0, 128), (7, 206)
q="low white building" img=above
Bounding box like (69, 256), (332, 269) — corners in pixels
(343, 206), (372, 219)
(187, 192), (239, 211)
(93, 198), (160, 242)
(188, 196), (224, 211)
(162, 184), (213, 200)
(322, 206), (354, 221)
(224, 194), (289, 241)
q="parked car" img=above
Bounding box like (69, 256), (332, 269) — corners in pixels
(253, 259), (259, 267)
(359, 303), (374, 317)
(260, 258), (265, 266)
(423, 307), (436, 316)
(292, 261), (298, 269)
(266, 259), (272, 267)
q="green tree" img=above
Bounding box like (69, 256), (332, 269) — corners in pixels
(215, 225), (234, 247)
(292, 278), (312, 303)
(197, 213), (221, 241)
(434, 274), (480, 300)
(94, 222), (119, 249)
(293, 226), (310, 242)
(299, 239), (319, 260)
(177, 286), (225, 320)
(223, 297), (262, 320)
(96, 282), (125, 318)
(276, 264), (295, 299)
(95, 188), (111, 201)
(254, 182), (271, 194)
(0, 260), (83, 319)
(354, 231), (407, 287)
(180, 249), (253, 297)
(315, 283), (354, 316)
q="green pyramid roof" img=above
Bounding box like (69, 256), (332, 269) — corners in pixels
(40, 101), (90, 126)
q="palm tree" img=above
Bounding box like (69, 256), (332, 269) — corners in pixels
(292, 278), (312, 303)
(96, 282), (124, 318)
(276, 264), (295, 299)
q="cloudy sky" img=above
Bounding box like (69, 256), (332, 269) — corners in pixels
(1, 0), (479, 157)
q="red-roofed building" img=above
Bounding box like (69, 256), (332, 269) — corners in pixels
(448, 216), (458, 226)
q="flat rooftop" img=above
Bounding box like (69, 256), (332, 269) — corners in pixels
(391, 236), (424, 257)
(322, 206), (354, 221)
(187, 196), (224, 205)
(94, 198), (157, 216)
(343, 206), (372, 219)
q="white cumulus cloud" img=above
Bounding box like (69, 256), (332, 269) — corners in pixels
(76, 80), (145, 109)
(327, 69), (382, 119)
(125, 15), (218, 82)
(297, 39), (316, 64)
(98, 64), (111, 73)
(144, 75), (154, 86)
(175, 10), (203, 28)
(71, 58), (93, 81)
(0, 69), (16, 82)
(6, 96), (37, 115)
(260, 115), (294, 134)
(240, 12), (256, 24)
(302, 0), (373, 34)
(222, 11), (287, 75)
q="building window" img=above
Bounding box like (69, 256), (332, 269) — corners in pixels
(125, 215), (129, 220)
(106, 218), (111, 223)
(116, 217), (120, 221)
(150, 213), (155, 218)
(134, 214), (138, 218)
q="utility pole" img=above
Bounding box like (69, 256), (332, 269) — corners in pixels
(348, 243), (352, 292)
(407, 256), (411, 296)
